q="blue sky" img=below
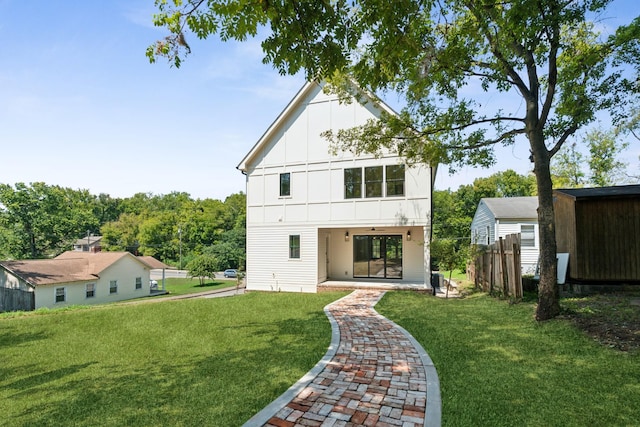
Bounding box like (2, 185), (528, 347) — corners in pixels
(0, 1), (637, 200)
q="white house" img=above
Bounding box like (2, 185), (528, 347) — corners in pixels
(470, 196), (539, 274)
(0, 251), (154, 311)
(237, 80), (435, 293)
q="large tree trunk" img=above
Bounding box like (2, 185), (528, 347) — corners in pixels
(530, 131), (561, 321)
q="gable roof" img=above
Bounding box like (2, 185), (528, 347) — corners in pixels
(236, 80), (397, 173)
(74, 235), (102, 246)
(0, 258), (98, 286)
(137, 256), (171, 270)
(554, 184), (640, 200)
(480, 196), (538, 219)
(0, 251), (150, 286)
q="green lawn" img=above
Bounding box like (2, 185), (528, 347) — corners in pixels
(0, 292), (346, 426)
(157, 277), (238, 296)
(378, 292), (640, 427)
(2, 290), (638, 426)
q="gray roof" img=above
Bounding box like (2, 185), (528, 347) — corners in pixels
(74, 235), (102, 246)
(554, 184), (640, 199)
(481, 196), (538, 219)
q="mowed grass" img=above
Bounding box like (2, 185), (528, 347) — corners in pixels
(159, 277), (238, 296)
(378, 291), (640, 427)
(0, 292), (346, 427)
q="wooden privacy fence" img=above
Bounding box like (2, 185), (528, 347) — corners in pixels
(468, 233), (523, 299)
(0, 287), (35, 312)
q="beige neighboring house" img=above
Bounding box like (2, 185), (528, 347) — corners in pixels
(0, 251), (157, 312)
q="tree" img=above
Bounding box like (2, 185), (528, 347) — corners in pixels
(150, 1), (639, 320)
(586, 127), (629, 187)
(430, 238), (463, 298)
(186, 254), (220, 285)
(551, 142), (586, 188)
(551, 127), (631, 188)
(0, 183), (98, 258)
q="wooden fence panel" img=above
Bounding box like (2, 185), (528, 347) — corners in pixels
(0, 287), (35, 312)
(468, 233), (523, 299)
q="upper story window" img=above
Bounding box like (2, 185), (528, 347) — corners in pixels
(280, 173), (290, 197)
(386, 165), (405, 196)
(521, 224), (536, 247)
(365, 166), (383, 198)
(344, 168), (362, 199)
(345, 165), (405, 199)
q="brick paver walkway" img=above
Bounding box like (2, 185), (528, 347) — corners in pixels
(244, 290), (441, 427)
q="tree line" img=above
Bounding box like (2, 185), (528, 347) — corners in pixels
(0, 183), (246, 270)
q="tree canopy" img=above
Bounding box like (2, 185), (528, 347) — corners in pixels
(150, 0), (639, 320)
(0, 182), (245, 269)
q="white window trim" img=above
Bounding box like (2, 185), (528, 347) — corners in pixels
(109, 280), (118, 295)
(55, 287), (66, 303)
(86, 283), (96, 299)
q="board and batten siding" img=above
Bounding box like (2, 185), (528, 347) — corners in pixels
(241, 81), (433, 292)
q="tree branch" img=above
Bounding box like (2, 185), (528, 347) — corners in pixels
(548, 123), (579, 157)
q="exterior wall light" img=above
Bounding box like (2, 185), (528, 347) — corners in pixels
(345, 231), (349, 241)
(407, 230), (411, 241)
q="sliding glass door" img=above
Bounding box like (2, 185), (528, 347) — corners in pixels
(353, 235), (402, 279)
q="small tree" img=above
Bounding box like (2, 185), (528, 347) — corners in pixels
(431, 238), (463, 298)
(185, 254), (219, 286)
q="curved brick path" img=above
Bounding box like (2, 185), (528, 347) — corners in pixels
(244, 290), (441, 427)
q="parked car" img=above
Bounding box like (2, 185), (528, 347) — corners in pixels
(223, 269), (237, 278)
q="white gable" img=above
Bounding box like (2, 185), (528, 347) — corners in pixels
(238, 80), (433, 292)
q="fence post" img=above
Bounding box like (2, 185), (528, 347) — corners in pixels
(499, 237), (509, 296)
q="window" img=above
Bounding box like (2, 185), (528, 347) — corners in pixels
(280, 173), (291, 197)
(135, 277), (142, 290)
(344, 168), (362, 199)
(86, 283), (95, 298)
(109, 280), (118, 294)
(55, 287), (66, 303)
(486, 226), (491, 245)
(365, 166), (383, 198)
(386, 165), (405, 196)
(289, 235), (300, 259)
(521, 225), (536, 247)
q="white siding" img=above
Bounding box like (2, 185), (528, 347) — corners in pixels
(33, 256), (150, 309)
(242, 82), (432, 291)
(246, 225), (318, 292)
(471, 201), (495, 245)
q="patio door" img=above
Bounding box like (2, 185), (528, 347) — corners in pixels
(353, 235), (402, 279)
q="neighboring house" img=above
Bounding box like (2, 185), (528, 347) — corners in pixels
(73, 235), (102, 252)
(0, 251), (154, 312)
(471, 196), (539, 274)
(237, 80), (435, 293)
(554, 184), (640, 284)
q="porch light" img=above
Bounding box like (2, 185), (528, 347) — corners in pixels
(345, 231), (349, 241)
(407, 230), (411, 241)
